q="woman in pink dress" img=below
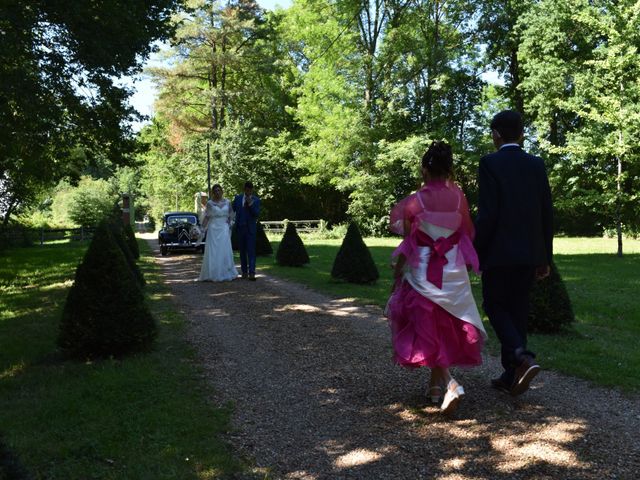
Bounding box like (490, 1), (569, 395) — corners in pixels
(387, 141), (486, 414)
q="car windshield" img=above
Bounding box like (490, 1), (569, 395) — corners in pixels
(167, 215), (197, 226)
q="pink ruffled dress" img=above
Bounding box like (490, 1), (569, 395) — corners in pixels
(387, 179), (486, 368)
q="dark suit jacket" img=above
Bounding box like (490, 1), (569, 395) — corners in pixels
(232, 194), (260, 235)
(474, 145), (553, 270)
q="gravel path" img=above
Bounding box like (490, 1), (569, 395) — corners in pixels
(146, 237), (639, 480)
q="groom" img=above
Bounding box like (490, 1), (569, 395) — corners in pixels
(233, 181), (261, 280)
(474, 110), (554, 396)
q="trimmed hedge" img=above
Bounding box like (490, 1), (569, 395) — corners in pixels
(331, 222), (379, 284)
(58, 220), (156, 359)
(232, 222), (272, 256)
(0, 436), (32, 480)
(123, 222), (140, 259)
(108, 218), (145, 287)
(256, 222), (273, 256)
(529, 261), (575, 333)
(276, 223), (309, 266)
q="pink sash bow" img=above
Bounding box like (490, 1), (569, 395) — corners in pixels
(415, 230), (460, 289)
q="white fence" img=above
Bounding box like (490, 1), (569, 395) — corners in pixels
(261, 219), (325, 234)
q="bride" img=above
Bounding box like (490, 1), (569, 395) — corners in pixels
(198, 184), (238, 282)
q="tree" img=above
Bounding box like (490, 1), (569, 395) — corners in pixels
(256, 222), (273, 255)
(0, 0), (182, 224)
(331, 222), (379, 283)
(476, 0), (534, 113)
(151, 0), (291, 136)
(67, 177), (119, 227)
(276, 223), (309, 266)
(519, 0), (640, 253)
(58, 220), (156, 359)
(529, 261), (574, 333)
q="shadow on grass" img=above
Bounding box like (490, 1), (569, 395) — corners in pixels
(0, 435), (32, 480)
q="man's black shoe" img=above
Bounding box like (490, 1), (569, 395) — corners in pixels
(491, 377), (511, 394)
(249, 273), (256, 281)
(510, 356), (540, 396)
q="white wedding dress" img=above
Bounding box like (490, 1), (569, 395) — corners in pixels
(198, 199), (238, 282)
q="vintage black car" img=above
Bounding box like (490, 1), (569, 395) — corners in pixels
(158, 211), (204, 256)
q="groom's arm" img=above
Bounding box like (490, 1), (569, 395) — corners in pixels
(248, 197), (260, 217)
(474, 156), (498, 257)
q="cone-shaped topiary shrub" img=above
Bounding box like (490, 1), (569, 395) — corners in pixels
(256, 221), (273, 256)
(331, 222), (379, 284)
(123, 222), (140, 259)
(528, 261), (575, 333)
(108, 218), (145, 287)
(232, 222), (272, 255)
(58, 220), (156, 359)
(276, 223), (309, 266)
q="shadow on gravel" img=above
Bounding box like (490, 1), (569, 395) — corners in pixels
(153, 243), (639, 480)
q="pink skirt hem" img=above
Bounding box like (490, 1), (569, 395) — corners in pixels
(387, 281), (483, 369)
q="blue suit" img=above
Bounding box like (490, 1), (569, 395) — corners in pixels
(232, 194), (260, 275)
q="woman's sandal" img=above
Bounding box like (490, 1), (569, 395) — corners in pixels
(440, 379), (465, 415)
(428, 385), (443, 404)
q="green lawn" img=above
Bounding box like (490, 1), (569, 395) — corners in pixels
(261, 235), (640, 392)
(0, 240), (241, 479)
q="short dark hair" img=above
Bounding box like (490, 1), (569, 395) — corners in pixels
(244, 181), (253, 189)
(421, 141), (453, 178)
(490, 110), (524, 142)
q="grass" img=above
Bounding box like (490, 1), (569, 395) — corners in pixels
(260, 235), (640, 393)
(0, 240), (242, 479)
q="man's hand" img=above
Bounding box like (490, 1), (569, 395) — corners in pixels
(535, 264), (550, 280)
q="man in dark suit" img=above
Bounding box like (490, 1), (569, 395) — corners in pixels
(475, 110), (554, 396)
(232, 181), (261, 280)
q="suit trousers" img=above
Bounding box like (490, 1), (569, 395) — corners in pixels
(481, 266), (536, 383)
(237, 225), (256, 274)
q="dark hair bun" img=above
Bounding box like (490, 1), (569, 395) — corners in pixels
(421, 141), (453, 178)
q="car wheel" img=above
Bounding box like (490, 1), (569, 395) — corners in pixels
(160, 246), (168, 256)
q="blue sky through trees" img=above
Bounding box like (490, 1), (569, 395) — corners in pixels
(126, 0), (293, 131)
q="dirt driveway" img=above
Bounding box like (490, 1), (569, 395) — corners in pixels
(146, 236), (639, 479)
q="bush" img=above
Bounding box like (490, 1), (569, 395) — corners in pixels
(108, 217), (145, 287)
(256, 222), (273, 256)
(331, 222), (379, 284)
(308, 222), (348, 240)
(529, 261), (575, 333)
(67, 176), (118, 227)
(276, 223), (310, 266)
(0, 226), (33, 250)
(58, 220), (156, 359)
(0, 435), (32, 480)
(231, 222), (273, 256)
(123, 222), (140, 259)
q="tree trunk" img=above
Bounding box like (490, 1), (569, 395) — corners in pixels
(616, 155), (623, 257)
(210, 8), (218, 132)
(220, 34), (227, 129)
(425, 0), (440, 130)
(2, 196), (17, 227)
(509, 47), (524, 113)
